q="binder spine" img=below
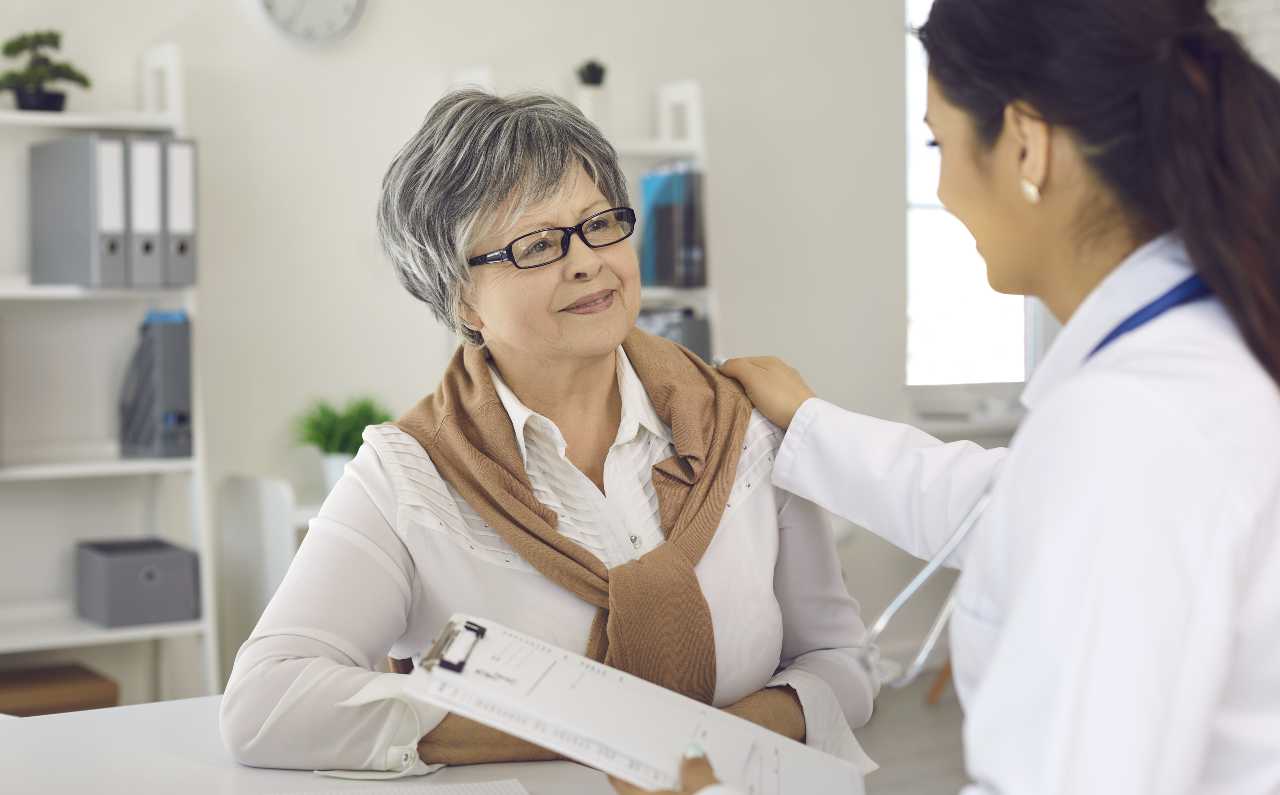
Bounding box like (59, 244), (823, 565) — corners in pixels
(30, 135), (128, 287)
(162, 140), (197, 286)
(125, 137), (165, 287)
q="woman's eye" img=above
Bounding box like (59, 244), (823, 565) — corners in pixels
(521, 239), (551, 256)
(586, 219), (610, 233)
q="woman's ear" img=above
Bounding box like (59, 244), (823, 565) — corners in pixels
(1006, 101), (1051, 199)
(456, 290), (484, 334)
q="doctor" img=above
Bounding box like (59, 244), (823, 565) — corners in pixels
(623, 0), (1280, 793)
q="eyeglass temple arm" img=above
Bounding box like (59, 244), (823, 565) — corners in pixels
(468, 250), (510, 267)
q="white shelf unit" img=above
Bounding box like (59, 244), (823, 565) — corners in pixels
(0, 43), (218, 701)
(613, 81), (719, 361)
(0, 458), (194, 484)
(0, 281), (192, 302)
(0, 109), (179, 133)
(0, 601), (204, 656)
(614, 139), (703, 160)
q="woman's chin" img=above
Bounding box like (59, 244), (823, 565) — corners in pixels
(572, 319), (633, 357)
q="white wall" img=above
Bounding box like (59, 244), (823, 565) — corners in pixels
(1217, 0), (1280, 72)
(0, 0), (937, 699)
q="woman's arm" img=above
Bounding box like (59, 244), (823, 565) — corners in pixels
(219, 443), (439, 775)
(220, 440), (556, 775)
(718, 687), (806, 741)
(416, 714), (561, 765)
(763, 490), (878, 767)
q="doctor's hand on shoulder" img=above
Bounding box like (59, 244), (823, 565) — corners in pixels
(609, 749), (724, 795)
(718, 357), (815, 430)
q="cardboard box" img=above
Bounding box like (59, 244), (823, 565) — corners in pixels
(0, 664), (119, 717)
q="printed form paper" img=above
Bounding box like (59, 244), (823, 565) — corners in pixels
(405, 615), (865, 794)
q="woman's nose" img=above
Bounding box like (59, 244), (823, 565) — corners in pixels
(564, 235), (605, 281)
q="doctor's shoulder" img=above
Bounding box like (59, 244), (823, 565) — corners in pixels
(1012, 341), (1276, 510)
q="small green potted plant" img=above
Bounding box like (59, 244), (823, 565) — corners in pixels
(297, 397), (393, 491)
(0, 31), (91, 112)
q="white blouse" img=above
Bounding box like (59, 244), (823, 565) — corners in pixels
(220, 349), (878, 779)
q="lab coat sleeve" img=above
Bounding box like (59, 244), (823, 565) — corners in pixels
(766, 491), (879, 773)
(772, 398), (1008, 567)
(959, 376), (1238, 795)
(219, 441), (447, 777)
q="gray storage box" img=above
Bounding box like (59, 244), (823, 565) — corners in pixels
(75, 539), (200, 628)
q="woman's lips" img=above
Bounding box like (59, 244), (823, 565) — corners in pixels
(562, 289), (616, 314)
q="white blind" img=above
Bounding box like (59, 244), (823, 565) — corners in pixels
(1216, 0), (1280, 75)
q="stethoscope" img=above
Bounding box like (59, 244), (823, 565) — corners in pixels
(858, 272), (1213, 691)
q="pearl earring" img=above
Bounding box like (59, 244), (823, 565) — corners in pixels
(1020, 178), (1042, 205)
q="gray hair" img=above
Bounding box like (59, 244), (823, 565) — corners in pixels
(376, 89), (630, 346)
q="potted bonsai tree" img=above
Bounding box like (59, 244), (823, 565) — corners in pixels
(0, 31), (91, 112)
(297, 397), (393, 492)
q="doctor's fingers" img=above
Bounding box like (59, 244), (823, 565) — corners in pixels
(607, 755), (720, 794)
(718, 356), (788, 380)
(679, 755), (720, 790)
(718, 357), (815, 429)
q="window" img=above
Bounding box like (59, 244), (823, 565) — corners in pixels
(905, 0), (1027, 387)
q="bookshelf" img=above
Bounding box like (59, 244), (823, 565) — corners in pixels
(0, 43), (218, 702)
(613, 81), (719, 361)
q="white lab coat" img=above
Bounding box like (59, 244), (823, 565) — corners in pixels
(711, 235), (1280, 794)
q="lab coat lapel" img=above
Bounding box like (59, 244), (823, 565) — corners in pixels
(1020, 235), (1197, 411)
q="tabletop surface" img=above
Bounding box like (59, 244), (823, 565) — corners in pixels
(0, 696), (615, 795)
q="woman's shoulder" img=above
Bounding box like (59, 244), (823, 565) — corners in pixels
(361, 423), (443, 481)
(741, 408), (784, 456)
(359, 423), (463, 520)
(360, 424), (535, 569)
(724, 410), (785, 507)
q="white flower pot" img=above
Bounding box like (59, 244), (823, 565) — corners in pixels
(322, 453), (353, 493)
(574, 85), (609, 131)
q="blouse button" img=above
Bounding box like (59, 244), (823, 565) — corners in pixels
(629, 534), (641, 548)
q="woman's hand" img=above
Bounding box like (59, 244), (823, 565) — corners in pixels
(610, 748), (721, 794)
(717, 357), (816, 430)
(418, 713), (561, 765)
(721, 686), (806, 742)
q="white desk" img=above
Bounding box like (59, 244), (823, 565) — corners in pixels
(0, 696), (614, 794)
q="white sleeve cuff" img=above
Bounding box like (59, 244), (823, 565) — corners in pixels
(772, 397), (825, 497)
(766, 667), (878, 775)
(696, 786), (744, 795)
(316, 673), (450, 779)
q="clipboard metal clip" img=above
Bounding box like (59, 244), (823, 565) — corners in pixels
(422, 619), (487, 674)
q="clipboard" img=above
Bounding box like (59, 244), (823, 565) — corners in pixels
(408, 614), (866, 794)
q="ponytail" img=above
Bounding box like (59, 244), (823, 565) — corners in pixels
(920, 0), (1280, 387)
(1143, 24), (1280, 386)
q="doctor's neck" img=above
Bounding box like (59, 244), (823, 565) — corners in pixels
(1034, 223), (1153, 326)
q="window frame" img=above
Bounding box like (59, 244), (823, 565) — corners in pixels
(903, 1), (1059, 424)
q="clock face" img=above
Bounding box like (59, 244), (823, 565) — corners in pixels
(261, 0), (366, 43)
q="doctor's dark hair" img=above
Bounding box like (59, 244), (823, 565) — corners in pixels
(919, 0), (1280, 388)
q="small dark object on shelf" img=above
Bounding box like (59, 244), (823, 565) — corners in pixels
(576, 59), (606, 86)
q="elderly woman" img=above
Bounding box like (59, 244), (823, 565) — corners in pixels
(220, 90), (877, 780)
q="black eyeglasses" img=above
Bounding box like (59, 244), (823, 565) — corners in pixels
(467, 207), (637, 269)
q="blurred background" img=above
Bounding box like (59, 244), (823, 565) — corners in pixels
(0, 1), (1274, 790)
